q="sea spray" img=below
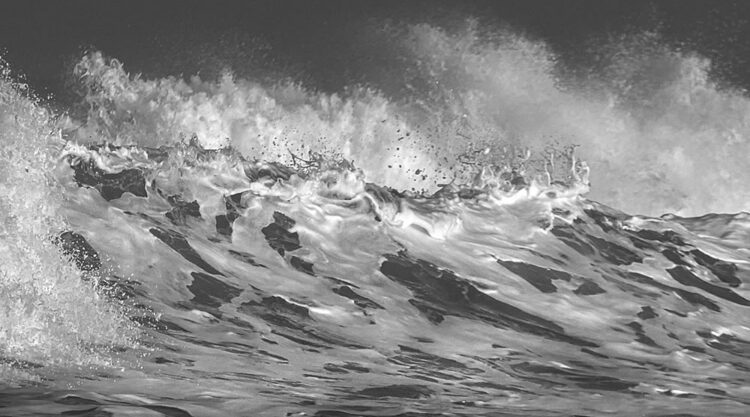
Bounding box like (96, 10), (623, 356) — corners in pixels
(0, 67), (135, 383)
(1, 16), (749, 416)
(65, 20), (750, 217)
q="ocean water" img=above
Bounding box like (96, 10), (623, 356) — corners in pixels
(1, 20), (750, 416)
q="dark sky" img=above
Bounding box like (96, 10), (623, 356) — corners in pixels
(1, 0), (749, 99)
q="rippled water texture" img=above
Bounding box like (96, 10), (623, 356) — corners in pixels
(2, 14), (750, 417)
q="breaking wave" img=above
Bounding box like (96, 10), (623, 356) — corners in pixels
(64, 23), (750, 216)
(1, 19), (749, 417)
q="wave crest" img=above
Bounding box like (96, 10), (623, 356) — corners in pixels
(62, 18), (750, 217)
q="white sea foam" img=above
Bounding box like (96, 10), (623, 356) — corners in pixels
(2, 18), (750, 415)
(65, 22), (750, 216)
(0, 69), (136, 379)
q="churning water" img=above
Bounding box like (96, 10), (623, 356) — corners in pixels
(1, 20), (749, 416)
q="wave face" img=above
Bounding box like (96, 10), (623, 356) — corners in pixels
(1, 19), (750, 417)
